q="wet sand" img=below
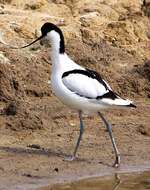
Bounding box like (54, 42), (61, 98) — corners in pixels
(0, 99), (149, 190)
(43, 170), (150, 190)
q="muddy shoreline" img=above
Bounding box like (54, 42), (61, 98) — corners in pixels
(0, 100), (150, 190)
(39, 170), (150, 190)
(39, 168), (150, 190)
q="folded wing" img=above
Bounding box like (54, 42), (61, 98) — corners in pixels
(62, 69), (117, 100)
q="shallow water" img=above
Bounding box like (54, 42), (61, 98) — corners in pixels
(52, 171), (150, 190)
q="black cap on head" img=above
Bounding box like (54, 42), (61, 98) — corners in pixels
(20, 22), (65, 53)
(41, 22), (62, 37)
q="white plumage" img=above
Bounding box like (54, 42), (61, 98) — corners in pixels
(62, 72), (108, 99)
(50, 51), (134, 112)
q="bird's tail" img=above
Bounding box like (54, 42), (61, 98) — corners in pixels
(102, 97), (136, 108)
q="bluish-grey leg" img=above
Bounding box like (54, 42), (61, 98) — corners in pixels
(98, 112), (120, 167)
(65, 110), (84, 161)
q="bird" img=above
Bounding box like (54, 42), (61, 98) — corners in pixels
(18, 22), (136, 167)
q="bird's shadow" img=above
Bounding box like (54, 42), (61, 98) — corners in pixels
(0, 145), (112, 166)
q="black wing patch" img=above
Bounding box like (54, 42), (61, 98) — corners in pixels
(62, 69), (119, 100)
(62, 69), (108, 90)
(96, 90), (118, 100)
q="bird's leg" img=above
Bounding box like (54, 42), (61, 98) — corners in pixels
(65, 110), (84, 161)
(98, 112), (120, 167)
(73, 110), (84, 158)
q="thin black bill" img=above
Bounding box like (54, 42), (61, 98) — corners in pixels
(19, 35), (44, 49)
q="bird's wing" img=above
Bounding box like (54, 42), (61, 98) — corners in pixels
(62, 69), (118, 100)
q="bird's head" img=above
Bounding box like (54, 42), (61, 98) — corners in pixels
(20, 22), (65, 53)
(40, 23), (63, 46)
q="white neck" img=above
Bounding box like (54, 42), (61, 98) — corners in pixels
(47, 31), (73, 75)
(47, 31), (61, 65)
